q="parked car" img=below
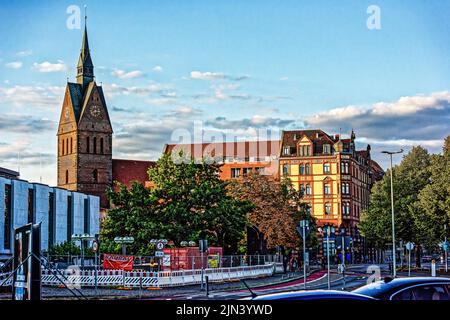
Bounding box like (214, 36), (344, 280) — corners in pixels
(353, 277), (450, 300)
(243, 290), (376, 300)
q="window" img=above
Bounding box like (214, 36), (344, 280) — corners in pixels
(93, 137), (97, 154)
(70, 137), (73, 154)
(305, 163), (311, 175)
(84, 198), (90, 234)
(300, 164), (305, 175)
(304, 145), (310, 156)
(65, 170), (69, 184)
(282, 164), (289, 176)
(256, 167), (265, 175)
(48, 192), (54, 247)
(100, 137), (104, 154)
(283, 146), (290, 156)
(86, 137), (90, 153)
(66, 138), (69, 155)
(323, 144), (331, 154)
(4, 184), (12, 250)
(324, 183), (331, 195)
(324, 163), (331, 174)
(342, 202), (351, 216)
(231, 168), (241, 178)
(243, 168), (252, 176)
(325, 202), (332, 215)
(299, 184), (305, 194)
(306, 184), (311, 195)
(67, 195), (72, 242)
(28, 188), (34, 224)
(392, 285), (450, 301)
(62, 139), (65, 155)
(341, 182), (350, 195)
(92, 169), (98, 183)
(341, 161), (349, 174)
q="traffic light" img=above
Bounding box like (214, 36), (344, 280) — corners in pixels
(199, 239), (208, 253)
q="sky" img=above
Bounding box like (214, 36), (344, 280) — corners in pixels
(0, 0), (450, 185)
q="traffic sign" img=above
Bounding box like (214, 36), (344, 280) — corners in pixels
(156, 241), (165, 250)
(155, 251), (164, 257)
(405, 242), (414, 251)
(92, 240), (99, 252)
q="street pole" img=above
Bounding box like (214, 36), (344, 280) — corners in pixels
(382, 149), (403, 278)
(342, 232), (345, 290)
(303, 224), (306, 290)
(201, 251), (205, 291)
(389, 153), (396, 278)
(408, 248), (411, 277)
(445, 225), (448, 273)
(326, 230), (330, 290)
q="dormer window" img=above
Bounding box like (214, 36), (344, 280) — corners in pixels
(283, 146), (290, 156)
(323, 144), (331, 154)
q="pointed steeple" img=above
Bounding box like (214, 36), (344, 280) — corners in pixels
(76, 12), (94, 87)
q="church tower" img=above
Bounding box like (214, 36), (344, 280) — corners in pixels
(57, 16), (113, 208)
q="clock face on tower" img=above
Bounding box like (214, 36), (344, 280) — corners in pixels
(90, 105), (102, 119)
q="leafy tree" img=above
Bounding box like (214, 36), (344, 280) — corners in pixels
(227, 174), (315, 250)
(417, 136), (450, 250)
(102, 152), (252, 255)
(48, 241), (82, 256)
(359, 146), (432, 266)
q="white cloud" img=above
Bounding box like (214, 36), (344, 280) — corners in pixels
(190, 71), (249, 81)
(111, 69), (144, 79)
(280, 76), (289, 81)
(32, 61), (67, 73)
(152, 65), (163, 72)
(0, 85), (64, 108)
(5, 61), (23, 69)
(16, 50), (33, 57)
(103, 82), (172, 98)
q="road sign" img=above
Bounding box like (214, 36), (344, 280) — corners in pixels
(405, 242), (414, 251)
(155, 251), (164, 257)
(92, 240), (99, 252)
(156, 241), (165, 250)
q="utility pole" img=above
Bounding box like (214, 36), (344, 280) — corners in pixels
(445, 225), (448, 272)
(326, 227), (331, 290)
(381, 149), (403, 278)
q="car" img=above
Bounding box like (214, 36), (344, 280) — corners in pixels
(352, 277), (450, 300)
(243, 290), (376, 300)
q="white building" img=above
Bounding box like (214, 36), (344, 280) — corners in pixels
(0, 175), (100, 260)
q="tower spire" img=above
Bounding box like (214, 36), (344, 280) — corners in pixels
(76, 6), (94, 87)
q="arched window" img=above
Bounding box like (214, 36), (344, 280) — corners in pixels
(100, 137), (104, 154)
(300, 164), (305, 175)
(325, 202), (332, 215)
(324, 182), (331, 195)
(305, 163), (311, 175)
(65, 170), (69, 184)
(93, 137), (97, 154)
(86, 137), (90, 153)
(66, 138), (69, 155)
(62, 139), (65, 155)
(92, 169), (98, 183)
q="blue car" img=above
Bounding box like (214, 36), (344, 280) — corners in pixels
(353, 277), (450, 300)
(245, 290), (375, 300)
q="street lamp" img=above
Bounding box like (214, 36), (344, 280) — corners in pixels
(381, 149), (403, 278)
(72, 233), (95, 267)
(298, 220), (309, 290)
(114, 236), (135, 255)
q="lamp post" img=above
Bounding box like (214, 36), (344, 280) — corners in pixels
(298, 220), (309, 290)
(114, 236), (135, 255)
(381, 149), (403, 278)
(326, 225), (334, 290)
(72, 233), (95, 267)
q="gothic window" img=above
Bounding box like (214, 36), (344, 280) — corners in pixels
(86, 137), (90, 153)
(93, 137), (97, 154)
(62, 139), (65, 156)
(65, 170), (69, 184)
(92, 169), (98, 183)
(100, 137), (104, 154)
(70, 137), (73, 154)
(66, 138), (69, 155)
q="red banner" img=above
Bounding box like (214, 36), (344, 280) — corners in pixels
(103, 254), (134, 271)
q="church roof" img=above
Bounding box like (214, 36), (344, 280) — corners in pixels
(67, 82), (83, 121)
(77, 23), (93, 69)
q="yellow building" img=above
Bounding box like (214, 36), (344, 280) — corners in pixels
(279, 129), (383, 260)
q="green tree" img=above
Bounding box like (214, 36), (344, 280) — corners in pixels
(417, 136), (450, 250)
(359, 146), (432, 266)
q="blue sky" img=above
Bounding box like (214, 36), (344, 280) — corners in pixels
(1, 0), (450, 185)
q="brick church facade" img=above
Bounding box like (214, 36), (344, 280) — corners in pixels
(57, 20), (154, 208)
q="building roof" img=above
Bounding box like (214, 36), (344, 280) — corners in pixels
(112, 159), (156, 189)
(0, 167), (19, 179)
(280, 129), (341, 157)
(163, 140), (280, 160)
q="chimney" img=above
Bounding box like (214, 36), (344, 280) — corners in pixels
(335, 134), (340, 140)
(315, 132), (320, 139)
